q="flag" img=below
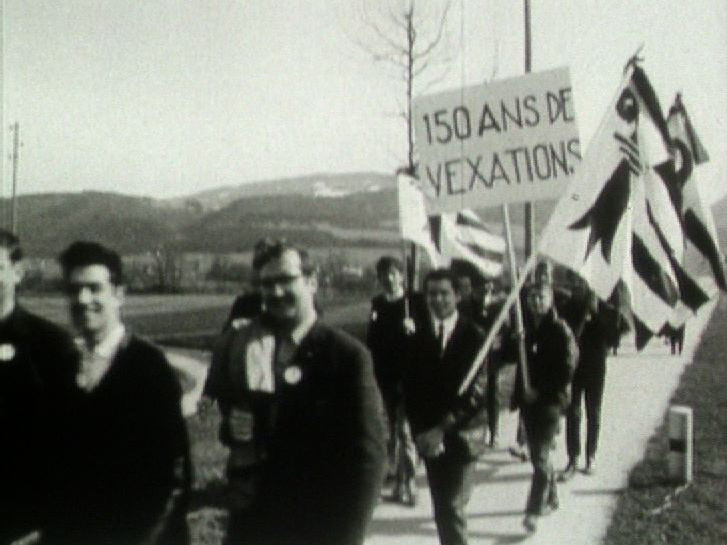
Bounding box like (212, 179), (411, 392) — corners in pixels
(429, 209), (506, 278)
(397, 172), (440, 266)
(666, 95), (726, 292)
(397, 172), (506, 277)
(539, 63), (701, 348)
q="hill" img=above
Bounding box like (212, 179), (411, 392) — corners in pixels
(161, 172), (391, 212)
(6, 174), (725, 260)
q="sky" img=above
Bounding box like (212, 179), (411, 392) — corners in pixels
(1, 0), (726, 203)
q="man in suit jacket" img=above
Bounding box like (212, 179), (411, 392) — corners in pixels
(0, 230), (77, 545)
(560, 279), (620, 479)
(42, 241), (191, 545)
(400, 268), (488, 545)
(210, 240), (386, 545)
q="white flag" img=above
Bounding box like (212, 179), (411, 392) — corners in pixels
(397, 172), (440, 266)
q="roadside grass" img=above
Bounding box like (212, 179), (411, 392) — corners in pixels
(604, 299), (727, 545)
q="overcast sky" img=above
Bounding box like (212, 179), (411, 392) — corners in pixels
(2, 0), (725, 202)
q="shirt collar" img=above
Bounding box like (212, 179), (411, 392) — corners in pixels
(432, 310), (458, 334)
(76, 323), (126, 358)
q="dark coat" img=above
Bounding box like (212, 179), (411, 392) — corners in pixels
(366, 292), (426, 401)
(212, 319), (387, 545)
(562, 295), (621, 372)
(400, 315), (489, 460)
(513, 308), (578, 411)
(0, 306), (76, 544)
(43, 334), (191, 545)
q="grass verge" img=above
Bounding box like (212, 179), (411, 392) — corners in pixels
(604, 299), (727, 545)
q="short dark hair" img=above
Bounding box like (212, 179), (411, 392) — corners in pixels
(375, 255), (403, 277)
(252, 239), (315, 276)
(0, 229), (22, 262)
(58, 241), (124, 285)
(423, 268), (458, 293)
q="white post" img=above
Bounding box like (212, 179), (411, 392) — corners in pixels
(667, 405), (693, 483)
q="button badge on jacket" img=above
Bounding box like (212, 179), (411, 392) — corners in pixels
(0, 343), (16, 362)
(284, 365), (303, 385)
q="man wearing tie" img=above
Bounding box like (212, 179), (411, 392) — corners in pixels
(210, 240), (386, 545)
(400, 268), (488, 545)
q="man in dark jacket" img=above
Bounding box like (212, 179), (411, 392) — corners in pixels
(0, 230), (77, 545)
(560, 280), (620, 479)
(400, 268), (488, 545)
(515, 280), (578, 533)
(43, 241), (191, 545)
(209, 241), (386, 545)
(366, 255), (423, 505)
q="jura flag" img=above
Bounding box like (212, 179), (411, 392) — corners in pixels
(539, 64), (704, 348)
(666, 96), (726, 292)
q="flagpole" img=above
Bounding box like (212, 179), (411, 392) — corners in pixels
(501, 205), (532, 397)
(402, 239), (411, 320)
(523, 0), (535, 262)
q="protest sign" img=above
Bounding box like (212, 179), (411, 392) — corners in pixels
(413, 67), (580, 213)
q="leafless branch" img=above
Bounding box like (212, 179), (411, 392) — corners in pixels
(413, 2), (451, 59)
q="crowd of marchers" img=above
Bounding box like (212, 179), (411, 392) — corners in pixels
(2, 230), (630, 545)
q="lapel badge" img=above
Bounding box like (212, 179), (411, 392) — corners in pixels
(284, 365), (303, 385)
(0, 343), (17, 362)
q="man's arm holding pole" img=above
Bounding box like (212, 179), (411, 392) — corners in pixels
(458, 248), (540, 397)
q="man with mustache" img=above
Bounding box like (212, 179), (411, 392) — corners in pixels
(210, 240), (386, 545)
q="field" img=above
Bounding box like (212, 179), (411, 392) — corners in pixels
(604, 298), (727, 545)
(22, 289), (369, 348)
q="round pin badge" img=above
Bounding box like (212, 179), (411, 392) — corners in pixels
(283, 365), (302, 385)
(0, 343), (16, 361)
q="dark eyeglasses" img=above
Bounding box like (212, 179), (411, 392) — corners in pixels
(256, 274), (304, 289)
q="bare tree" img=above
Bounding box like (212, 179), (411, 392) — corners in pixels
(350, 0), (454, 172)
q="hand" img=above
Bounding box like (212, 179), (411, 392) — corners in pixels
(229, 408), (254, 442)
(403, 317), (416, 335)
(416, 427), (445, 458)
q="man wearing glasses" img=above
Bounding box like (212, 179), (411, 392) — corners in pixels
(209, 240), (386, 545)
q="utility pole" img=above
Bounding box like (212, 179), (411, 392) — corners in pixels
(9, 122), (20, 234)
(523, 0), (534, 261)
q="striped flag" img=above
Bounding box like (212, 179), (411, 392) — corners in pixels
(397, 172), (506, 276)
(539, 63), (705, 348)
(429, 209), (506, 278)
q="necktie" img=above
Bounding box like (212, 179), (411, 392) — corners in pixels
(437, 322), (445, 355)
(274, 335), (295, 385)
